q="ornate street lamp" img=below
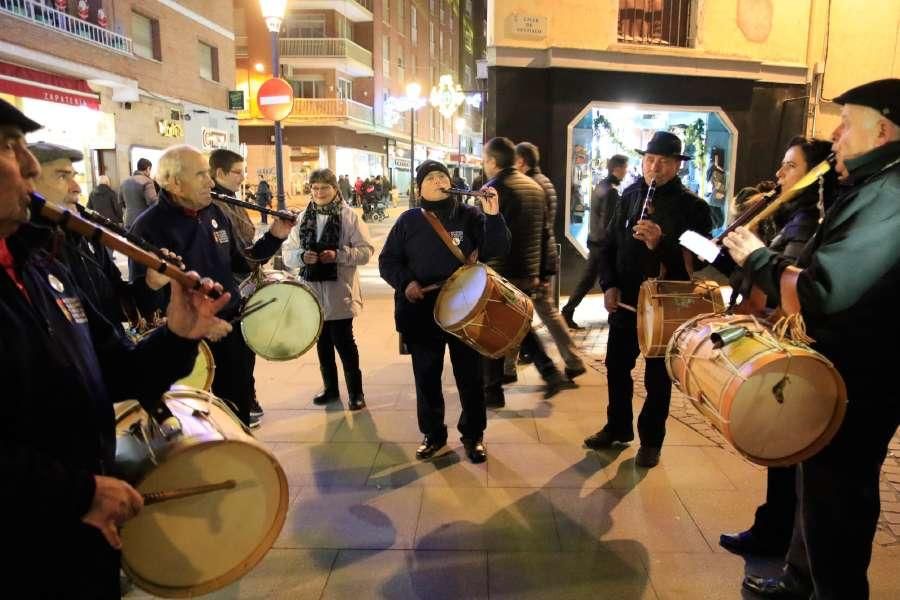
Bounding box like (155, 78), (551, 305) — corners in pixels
(430, 75), (465, 119)
(259, 0), (288, 210)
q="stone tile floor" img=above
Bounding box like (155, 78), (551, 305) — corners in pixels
(124, 208), (899, 599)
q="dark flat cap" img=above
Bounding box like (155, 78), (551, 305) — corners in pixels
(28, 141), (83, 164)
(833, 78), (900, 126)
(0, 98), (41, 133)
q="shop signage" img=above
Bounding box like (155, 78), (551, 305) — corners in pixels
(257, 167), (276, 180)
(201, 127), (228, 150)
(228, 90), (245, 111)
(390, 157), (411, 170)
(505, 13), (547, 40)
(157, 119), (183, 138)
(257, 78), (294, 122)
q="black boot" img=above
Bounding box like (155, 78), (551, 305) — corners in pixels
(345, 366), (366, 411)
(561, 306), (584, 330)
(315, 362), (340, 405)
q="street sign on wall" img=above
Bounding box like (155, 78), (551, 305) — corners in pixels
(257, 78), (294, 121)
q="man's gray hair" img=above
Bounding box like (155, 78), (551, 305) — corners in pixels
(156, 144), (202, 188)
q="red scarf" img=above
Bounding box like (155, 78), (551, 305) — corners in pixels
(0, 238), (29, 300)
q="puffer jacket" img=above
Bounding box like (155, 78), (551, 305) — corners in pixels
(486, 167), (545, 279)
(527, 167), (560, 279)
(282, 203), (374, 320)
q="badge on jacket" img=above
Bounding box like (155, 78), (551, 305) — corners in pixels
(56, 296), (88, 324)
(450, 231), (463, 246)
(213, 229), (230, 244)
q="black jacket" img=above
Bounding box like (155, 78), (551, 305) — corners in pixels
(526, 167), (560, 278)
(599, 176), (712, 305)
(87, 184), (123, 224)
(129, 189), (284, 319)
(589, 174), (621, 246)
(486, 168), (546, 279)
(0, 226), (196, 595)
(379, 199), (510, 339)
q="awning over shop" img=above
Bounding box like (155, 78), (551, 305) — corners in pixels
(0, 61), (100, 110)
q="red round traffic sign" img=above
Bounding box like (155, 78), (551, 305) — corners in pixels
(257, 77), (294, 122)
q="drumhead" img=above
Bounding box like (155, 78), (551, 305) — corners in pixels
(727, 352), (846, 462)
(173, 341), (215, 391)
(435, 265), (488, 327)
(241, 280), (323, 361)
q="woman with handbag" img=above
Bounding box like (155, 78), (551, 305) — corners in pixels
(283, 169), (374, 411)
(379, 160), (509, 463)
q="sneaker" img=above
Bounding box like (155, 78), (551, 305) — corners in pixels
(249, 414), (261, 429)
(249, 397), (264, 418)
(635, 446), (661, 468)
(584, 428), (634, 450)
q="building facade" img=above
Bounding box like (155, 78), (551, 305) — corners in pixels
(234, 0), (484, 205)
(0, 0), (239, 193)
(486, 0), (900, 291)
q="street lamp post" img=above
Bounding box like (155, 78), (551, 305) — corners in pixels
(260, 0), (288, 210)
(454, 117), (466, 174)
(405, 82), (422, 207)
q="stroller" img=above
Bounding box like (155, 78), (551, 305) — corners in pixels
(361, 185), (386, 222)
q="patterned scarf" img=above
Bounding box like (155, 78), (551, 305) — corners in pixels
(299, 197), (342, 281)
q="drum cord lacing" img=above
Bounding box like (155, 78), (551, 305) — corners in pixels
(772, 313), (815, 346)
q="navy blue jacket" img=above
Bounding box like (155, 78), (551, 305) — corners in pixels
(379, 200), (510, 338)
(129, 189), (284, 319)
(1, 225), (197, 595)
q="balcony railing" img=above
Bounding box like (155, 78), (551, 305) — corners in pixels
(280, 38), (373, 66)
(617, 0), (695, 48)
(0, 0), (133, 55)
(290, 98), (374, 125)
(235, 34), (248, 59)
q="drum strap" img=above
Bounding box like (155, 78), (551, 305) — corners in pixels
(779, 266), (802, 315)
(420, 209), (475, 265)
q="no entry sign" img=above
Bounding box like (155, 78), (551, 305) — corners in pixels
(257, 77), (294, 121)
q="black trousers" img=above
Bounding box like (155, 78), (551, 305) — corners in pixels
(317, 318), (362, 394)
(749, 466), (796, 548)
(784, 379), (898, 600)
(209, 326), (255, 426)
(408, 332), (486, 441)
(564, 242), (603, 311)
(604, 309), (672, 446)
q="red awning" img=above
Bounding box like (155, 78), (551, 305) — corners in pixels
(0, 61), (100, 110)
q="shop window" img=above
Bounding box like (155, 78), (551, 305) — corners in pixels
(132, 12), (161, 61)
(565, 101), (737, 256)
(198, 42), (219, 82)
(618, 0), (696, 48)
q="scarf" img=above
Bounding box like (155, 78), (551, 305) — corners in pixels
(299, 197), (342, 281)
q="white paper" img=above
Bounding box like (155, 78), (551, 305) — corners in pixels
(679, 230), (721, 263)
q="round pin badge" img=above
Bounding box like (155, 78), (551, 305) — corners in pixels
(47, 274), (65, 293)
(211, 218), (219, 229)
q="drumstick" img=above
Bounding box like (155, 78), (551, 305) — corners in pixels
(421, 280), (446, 293)
(617, 302), (637, 313)
(230, 297), (278, 325)
(142, 479), (237, 506)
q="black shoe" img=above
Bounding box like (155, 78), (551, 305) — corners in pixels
(635, 446), (661, 468)
(561, 307), (584, 330)
(742, 573), (811, 599)
(543, 375), (578, 399)
(719, 530), (788, 557)
(249, 414), (261, 429)
(249, 397), (264, 418)
(313, 389), (340, 405)
(584, 428), (634, 450)
(415, 434), (448, 460)
(517, 353), (534, 365)
(501, 373), (518, 384)
(485, 391), (506, 408)
(348, 392), (366, 411)
(462, 438), (487, 463)
(564, 364), (587, 380)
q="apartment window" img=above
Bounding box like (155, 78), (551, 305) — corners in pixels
(409, 52), (416, 85)
(383, 0), (390, 23)
(464, 64), (473, 88)
(429, 0), (436, 13)
(410, 6), (417, 44)
(439, 30), (444, 57)
(337, 78), (353, 99)
(439, 0), (444, 24)
(285, 15), (326, 38)
(429, 22), (435, 56)
(291, 76), (325, 98)
(336, 15), (351, 38)
(397, 56), (405, 83)
(198, 42), (219, 82)
(383, 35), (391, 79)
(397, 0), (404, 31)
(132, 12), (161, 61)
(428, 65), (434, 86)
(465, 0), (472, 15)
(617, 0), (695, 48)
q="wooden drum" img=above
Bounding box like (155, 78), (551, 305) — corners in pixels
(638, 279), (726, 357)
(434, 264), (534, 358)
(665, 313), (847, 466)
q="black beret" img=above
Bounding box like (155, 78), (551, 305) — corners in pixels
(0, 98), (41, 133)
(27, 141), (84, 164)
(833, 78), (900, 126)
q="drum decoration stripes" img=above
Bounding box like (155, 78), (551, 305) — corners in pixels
(115, 388), (290, 597)
(665, 313), (847, 466)
(637, 279), (726, 357)
(434, 264), (534, 359)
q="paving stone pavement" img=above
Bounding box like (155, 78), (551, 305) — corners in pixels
(122, 206), (899, 599)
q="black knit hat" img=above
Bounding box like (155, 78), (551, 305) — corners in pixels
(0, 98), (41, 133)
(415, 159), (450, 190)
(833, 78), (900, 126)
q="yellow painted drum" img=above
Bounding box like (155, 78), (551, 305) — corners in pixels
(172, 340), (215, 391)
(114, 388), (289, 597)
